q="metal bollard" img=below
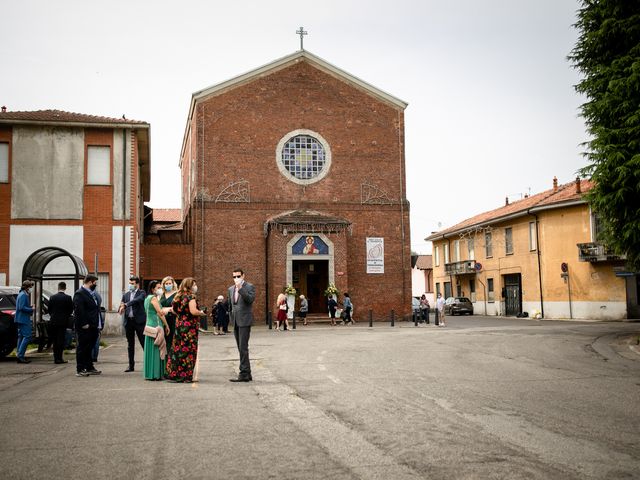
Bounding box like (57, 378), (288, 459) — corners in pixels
(434, 308), (439, 326)
(368, 309), (373, 327)
(292, 313), (296, 330)
(414, 311), (418, 327)
(390, 309), (395, 327)
(268, 311), (273, 330)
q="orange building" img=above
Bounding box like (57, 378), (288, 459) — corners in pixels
(427, 177), (638, 320)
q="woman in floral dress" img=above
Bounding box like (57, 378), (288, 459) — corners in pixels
(166, 277), (206, 383)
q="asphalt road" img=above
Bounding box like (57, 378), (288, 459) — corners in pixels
(0, 316), (639, 480)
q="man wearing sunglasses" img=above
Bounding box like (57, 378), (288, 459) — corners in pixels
(227, 268), (255, 382)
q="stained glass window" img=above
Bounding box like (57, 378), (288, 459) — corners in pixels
(281, 135), (326, 180)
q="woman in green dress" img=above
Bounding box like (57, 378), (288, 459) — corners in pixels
(143, 280), (170, 380)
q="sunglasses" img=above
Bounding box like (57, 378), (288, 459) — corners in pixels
(232, 275), (242, 278)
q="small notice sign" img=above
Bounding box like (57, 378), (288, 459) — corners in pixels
(366, 237), (384, 274)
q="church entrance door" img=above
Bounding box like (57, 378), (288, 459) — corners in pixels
(292, 260), (328, 314)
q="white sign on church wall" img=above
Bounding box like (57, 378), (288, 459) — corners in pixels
(366, 237), (384, 274)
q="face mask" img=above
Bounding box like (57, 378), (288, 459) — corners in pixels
(90, 284), (97, 291)
(155, 289), (163, 297)
(128, 284), (135, 292)
(192, 285), (198, 294)
(164, 284), (173, 292)
(234, 277), (242, 286)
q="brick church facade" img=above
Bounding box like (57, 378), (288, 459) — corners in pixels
(146, 50), (412, 321)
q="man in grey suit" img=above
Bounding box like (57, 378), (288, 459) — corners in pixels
(227, 267), (255, 382)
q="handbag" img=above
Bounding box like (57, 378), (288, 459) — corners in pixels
(143, 325), (157, 338)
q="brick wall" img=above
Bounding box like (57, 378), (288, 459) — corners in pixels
(171, 59), (412, 320)
(140, 243), (193, 281)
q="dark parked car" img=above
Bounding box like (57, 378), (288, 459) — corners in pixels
(0, 286), (58, 357)
(444, 297), (474, 315)
(411, 297), (420, 315)
(0, 287), (20, 357)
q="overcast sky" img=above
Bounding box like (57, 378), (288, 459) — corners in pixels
(1, 0), (587, 254)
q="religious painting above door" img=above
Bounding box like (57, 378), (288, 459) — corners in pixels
(292, 235), (329, 255)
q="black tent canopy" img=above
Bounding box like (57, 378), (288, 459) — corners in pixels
(21, 246), (89, 334)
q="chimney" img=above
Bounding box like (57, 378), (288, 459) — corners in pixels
(505, 196), (509, 206)
(553, 176), (558, 192)
(575, 176), (581, 194)
(1, 106), (6, 113)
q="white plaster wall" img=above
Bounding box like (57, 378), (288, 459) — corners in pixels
(411, 268), (425, 297)
(472, 301), (499, 315)
(106, 226), (132, 334)
(543, 301), (626, 320)
(522, 301), (543, 317)
(9, 225), (83, 286)
(11, 126), (84, 219)
(0, 273), (6, 286)
(111, 226), (132, 307)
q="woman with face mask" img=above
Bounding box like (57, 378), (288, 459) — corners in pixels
(142, 280), (169, 380)
(159, 276), (177, 355)
(165, 277), (207, 383)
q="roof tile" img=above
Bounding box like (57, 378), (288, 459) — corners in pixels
(152, 209), (182, 222)
(427, 179), (592, 240)
(0, 109), (148, 125)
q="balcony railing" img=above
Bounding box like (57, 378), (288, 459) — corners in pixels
(445, 260), (478, 275)
(577, 242), (626, 262)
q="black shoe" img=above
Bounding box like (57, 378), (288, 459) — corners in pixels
(229, 376), (252, 382)
(54, 360), (68, 364)
(124, 367), (135, 372)
(86, 368), (102, 375)
(17, 358), (31, 364)
(76, 370), (90, 377)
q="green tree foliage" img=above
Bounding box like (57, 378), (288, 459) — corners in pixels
(569, 0), (640, 270)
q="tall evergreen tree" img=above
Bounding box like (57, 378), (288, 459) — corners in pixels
(569, 0), (640, 270)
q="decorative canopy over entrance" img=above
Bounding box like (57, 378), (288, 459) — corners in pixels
(22, 246), (88, 285)
(265, 209), (351, 236)
(21, 246), (89, 337)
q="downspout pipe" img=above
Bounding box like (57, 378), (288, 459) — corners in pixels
(447, 237), (453, 297)
(122, 129), (127, 295)
(528, 209), (544, 318)
(265, 225), (270, 324)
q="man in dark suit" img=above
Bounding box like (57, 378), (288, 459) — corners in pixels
(48, 281), (74, 364)
(227, 267), (255, 382)
(73, 275), (102, 377)
(118, 275), (146, 372)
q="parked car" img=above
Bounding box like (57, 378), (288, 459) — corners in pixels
(411, 297), (420, 316)
(444, 297), (474, 315)
(0, 287), (20, 357)
(0, 286), (57, 357)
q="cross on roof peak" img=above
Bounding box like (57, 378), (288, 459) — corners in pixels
(296, 26), (308, 50)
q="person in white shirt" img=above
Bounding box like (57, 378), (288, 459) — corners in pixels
(436, 293), (446, 327)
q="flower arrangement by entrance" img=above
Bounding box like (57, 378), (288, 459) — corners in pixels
(323, 283), (340, 299)
(284, 284), (296, 319)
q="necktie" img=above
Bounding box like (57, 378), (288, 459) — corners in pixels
(234, 287), (239, 303)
